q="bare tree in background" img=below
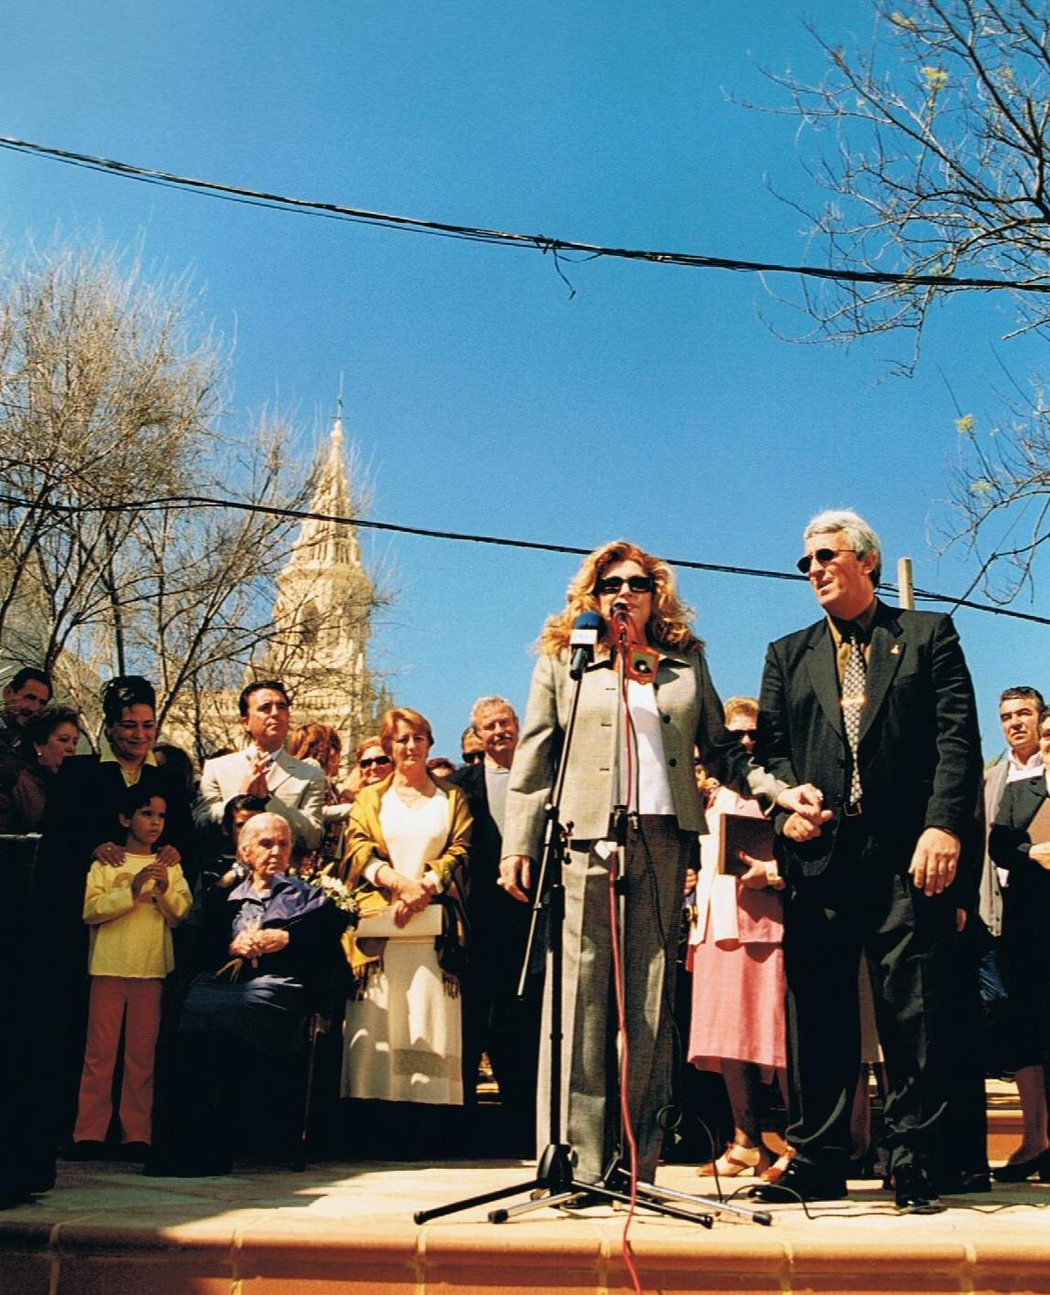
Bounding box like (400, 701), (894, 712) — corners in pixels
(0, 241), (383, 754)
(750, 0), (1050, 600)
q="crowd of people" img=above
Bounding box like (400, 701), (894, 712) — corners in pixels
(0, 508), (1043, 1217)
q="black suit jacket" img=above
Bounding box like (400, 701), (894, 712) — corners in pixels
(989, 774), (1050, 889)
(446, 761), (531, 975)
(758, 601), (981, 879)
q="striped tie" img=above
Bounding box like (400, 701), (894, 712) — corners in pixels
(842, 630), (866, 804)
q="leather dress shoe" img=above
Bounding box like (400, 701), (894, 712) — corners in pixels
(938, 1168), (991, 1194)
(750, 1159), (848, 1203)
(893, 1164), (945, 1214)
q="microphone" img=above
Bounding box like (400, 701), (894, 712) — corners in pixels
(610, 600), (658, 681)
(611, 599), (632, 645)
(569, 611), (601, 680)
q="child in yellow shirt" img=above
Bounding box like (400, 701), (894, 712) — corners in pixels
(71, 786), (192, 1157)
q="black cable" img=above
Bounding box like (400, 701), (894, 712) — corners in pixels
(4, 133), (1050, 294)
(2, 489), (1048, 627)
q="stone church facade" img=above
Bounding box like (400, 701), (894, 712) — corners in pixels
(256, 411), (387, 771)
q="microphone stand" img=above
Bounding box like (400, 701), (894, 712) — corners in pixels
(413, 619), (767, 1229)
(413, 646), (715, 1228)
(589, 610), (773, 1228)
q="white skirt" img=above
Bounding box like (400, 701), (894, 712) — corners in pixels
(341, 937), (463, 1106)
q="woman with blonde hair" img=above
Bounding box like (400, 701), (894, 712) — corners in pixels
(340, 707), (472, 1115)
(500, 540), (820, 1188)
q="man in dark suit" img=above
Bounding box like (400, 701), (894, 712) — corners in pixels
(448, 695), (541, 1156)
(753, 510), (981, 1213)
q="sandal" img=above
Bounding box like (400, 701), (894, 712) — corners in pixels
(696, 1143), (761, 1177)
(759, 1146), (796, 1184)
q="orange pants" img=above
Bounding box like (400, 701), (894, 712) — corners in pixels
(73, 975), (163, 1145)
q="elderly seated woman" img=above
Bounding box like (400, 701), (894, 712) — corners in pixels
(146, 813), (345, 1176)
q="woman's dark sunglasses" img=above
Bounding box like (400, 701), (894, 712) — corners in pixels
(461, 750), (485, 764)
(359, 755), (392, 769)
(595, 575), (654, 596)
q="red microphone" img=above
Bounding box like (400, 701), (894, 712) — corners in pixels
(610, 599), (633, 645)
(610, 601), (658, 681)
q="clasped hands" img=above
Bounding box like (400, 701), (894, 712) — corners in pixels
(131, 860), (171, 897)
(228, 927), (290, 964)
(389, 871), (439, 927)
(239, 750), (273, 799)
(775, 784), (832, 842)
(778, 788), (961, 895)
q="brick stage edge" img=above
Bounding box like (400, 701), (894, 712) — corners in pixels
(3, 1146), (1050, 1295)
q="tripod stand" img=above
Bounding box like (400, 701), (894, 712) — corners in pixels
(412, 643), (768, 1228)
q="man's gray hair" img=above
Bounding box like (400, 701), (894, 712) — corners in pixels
(804, 509), (882, 587)
(470, 695), (518, 733)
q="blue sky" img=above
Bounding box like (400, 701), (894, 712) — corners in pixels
(3, 0), (1046, 760)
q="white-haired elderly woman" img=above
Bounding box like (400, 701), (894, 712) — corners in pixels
(146, 813), (345, 1176)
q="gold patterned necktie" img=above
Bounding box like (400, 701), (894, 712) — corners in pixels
(842, 629), (866, 804)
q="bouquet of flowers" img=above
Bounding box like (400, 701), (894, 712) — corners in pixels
(315, 872), (362, 927)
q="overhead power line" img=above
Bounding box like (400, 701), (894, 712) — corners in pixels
(3, 133), (1050, 295)
(2, 489), (1046, 627)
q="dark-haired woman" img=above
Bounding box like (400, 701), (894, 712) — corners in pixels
(0, 705), (81, 835)
(31, 677), (194, 1155)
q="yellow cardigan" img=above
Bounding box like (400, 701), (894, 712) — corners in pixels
(339, 775), (472, 889)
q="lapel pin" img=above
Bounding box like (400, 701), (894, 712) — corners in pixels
(890, 644), (901, 655)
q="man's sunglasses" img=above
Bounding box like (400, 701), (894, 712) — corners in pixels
(359, 755), (392, 769)
(796, 547), (854, 575)
(461, 750), (485, 764)
(595, 575), (655, 596)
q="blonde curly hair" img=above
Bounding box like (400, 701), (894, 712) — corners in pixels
(537, 539), (702, 657)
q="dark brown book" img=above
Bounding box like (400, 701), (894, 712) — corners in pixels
(719, 812), (775, 877)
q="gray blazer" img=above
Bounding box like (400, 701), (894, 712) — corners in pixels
(194, 747), (326, 850)
(502, 648), (783, 861)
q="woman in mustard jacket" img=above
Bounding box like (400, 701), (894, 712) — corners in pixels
(339, 706), (472, 1109)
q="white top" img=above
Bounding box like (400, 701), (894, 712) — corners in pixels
(1008, 749), (1043, 783)
(626, 679), (675, 815)
(376, 785), (449, 885)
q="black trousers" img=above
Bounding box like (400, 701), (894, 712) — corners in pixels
(461, 952), (542, 1157)
(783, 821), (953, 1176)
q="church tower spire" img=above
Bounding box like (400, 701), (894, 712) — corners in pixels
(264, 396), (379, 764)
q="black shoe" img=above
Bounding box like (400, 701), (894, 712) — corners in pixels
(142, 1155), (232, 1178)
(893, 1164), (945, 1214)
(750, 1160), (848, 1203)
(116, 1142), (151, 1163)
(938, 1169), (991, 1195)
(992, 1148), (1050, 1182)
(65, 1141), (109, 1161)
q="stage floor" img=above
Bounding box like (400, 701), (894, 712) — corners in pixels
(4, 1157), (1050, 1294)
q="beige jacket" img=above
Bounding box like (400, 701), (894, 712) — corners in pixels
(502, 649), (785, 862)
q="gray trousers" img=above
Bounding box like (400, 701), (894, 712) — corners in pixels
(538, 816), (691, 1182)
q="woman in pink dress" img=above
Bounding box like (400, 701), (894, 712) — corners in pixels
(688, 697), (789, 1180)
